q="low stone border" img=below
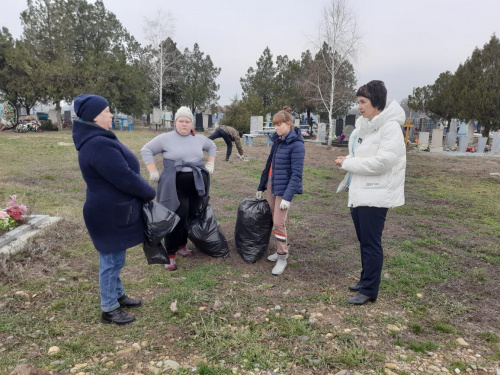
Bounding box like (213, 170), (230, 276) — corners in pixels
(0, 215), (61, 256)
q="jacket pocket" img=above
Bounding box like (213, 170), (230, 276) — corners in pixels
(355, 174), (388, 189)
(114, 199), (140, 229)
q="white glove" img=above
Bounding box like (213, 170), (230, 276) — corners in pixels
(238, 154), (244, 160)
(205, 161), (214, 174)
(280, 199), (290, 210)
(149, 171), (160, 182)
(256, 191), (264, 199)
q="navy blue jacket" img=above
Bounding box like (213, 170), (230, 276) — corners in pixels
(73, 120), (156, 253)
(258, 127), (305, 202)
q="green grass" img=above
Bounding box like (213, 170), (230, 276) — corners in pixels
(0, 132), (499, 373)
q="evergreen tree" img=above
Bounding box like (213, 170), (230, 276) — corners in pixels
(180, 43), (220, 113)
(240, 47), (276, 111)
(454, 35), (500, 136)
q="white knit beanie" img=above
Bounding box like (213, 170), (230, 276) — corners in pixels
(175, 106), (194, 122)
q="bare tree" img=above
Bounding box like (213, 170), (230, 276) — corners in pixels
(143, 9), (177, 111)
(308, 0), (361, 147)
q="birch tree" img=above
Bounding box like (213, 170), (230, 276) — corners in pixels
(309, 0), (360, 147)
(143, 9), (177, 111)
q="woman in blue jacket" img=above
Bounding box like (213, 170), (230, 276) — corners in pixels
(257, 108), (305, 275)
(73, 94), (156, 325)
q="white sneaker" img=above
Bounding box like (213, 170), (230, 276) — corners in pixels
(267, 252), (278, 262)
(272, 254), (289, 276)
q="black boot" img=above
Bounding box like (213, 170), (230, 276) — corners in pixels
(347, 293), (377, 305)
(348, 283), (362, 292)
(118, 295), (142, 308)
(101, 308), (135, 325)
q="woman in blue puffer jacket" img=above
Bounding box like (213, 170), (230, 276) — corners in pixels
(257, 107), (305, 275)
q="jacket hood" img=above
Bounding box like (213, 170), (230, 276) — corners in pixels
(72, 119), (117, 151)
(355, 100), (405, 140)
(272, 126), (304, 144)
(356, 99), (406, 129)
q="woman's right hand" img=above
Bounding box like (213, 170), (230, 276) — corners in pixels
(335, 156), (346, 167)
(149, 171), (160, 182)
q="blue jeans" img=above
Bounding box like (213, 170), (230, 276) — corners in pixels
(350, 206), (388, 297)
(99, 250), (126, 312)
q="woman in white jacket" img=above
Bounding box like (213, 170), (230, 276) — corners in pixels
(335, 80), (406, 305)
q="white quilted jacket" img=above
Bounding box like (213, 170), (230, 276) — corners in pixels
(340, 100), (406, 208)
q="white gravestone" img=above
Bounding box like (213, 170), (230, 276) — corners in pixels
(418, 132), (430, 148)
(467, 120), (475, 137)
(343, 125), (355, 140)
(476, 137), (488, 154)
(294, 119), (300, 127)
(152, 107), (161, 125)
(48, 109), (62, 129)
(250, 116), (263, 133)
(203, 114), (209, 130)
(316, 123), (326, 143)
(430, 129), (443, 153)
(458, 136), (469, 153)
(490, 132), (500, 154)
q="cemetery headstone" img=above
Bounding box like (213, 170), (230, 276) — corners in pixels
(491, 132), (500, 154)
(418, 132), (430, 148)
(429, 129), (443, 153)
(335, 118), (344, 137)
(449, 119), (458, 133)
(457, 135), (468, 153)
(467, 120), (475, 137)
(316, 123), (326, 143)
(345, 114), (356, 126)
(202, 114), (209, 130)
(195, 113), (204, 131)
(250, 116), (263, 133)
(343, 125), (355, 140)
(63, 110), (71, 124)
(152, 107), (161, 125)
(457, 121), (467, 136)
(48, 109), (61, 129)
(294, 118), (300, 127)
(476, 136), (488, 154)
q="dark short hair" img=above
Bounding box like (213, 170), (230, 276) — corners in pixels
(356, 80), (387, 111)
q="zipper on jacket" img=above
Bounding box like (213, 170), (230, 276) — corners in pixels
(125, 206), (133, 225)
(270, 141), (282, 196)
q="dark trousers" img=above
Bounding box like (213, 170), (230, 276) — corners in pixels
(208, 128), (233, 160)
(165, 172), (205, 255)
(350, 206), (388, 297)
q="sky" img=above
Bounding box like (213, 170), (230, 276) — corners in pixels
(0, 0), (499, 107)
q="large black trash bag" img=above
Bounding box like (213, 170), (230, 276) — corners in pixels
(235, 198), (273, 263)
(187, 204), (229, 258)
(142, 201), (180, 264)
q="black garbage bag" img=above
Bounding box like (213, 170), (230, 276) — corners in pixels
(142, 239), (169, 265)
(235, 198), (273, 263)
(187, 204), (229, 258)
(142, 201), (180, 264)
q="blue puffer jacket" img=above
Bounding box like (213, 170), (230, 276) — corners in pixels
(73, 120), (156, 253)
(258, 127), (305, 202)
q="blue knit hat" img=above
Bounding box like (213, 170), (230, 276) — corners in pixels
(74, 94), (109, 122)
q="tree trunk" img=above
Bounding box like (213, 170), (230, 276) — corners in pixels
(327, 112), (334, 149)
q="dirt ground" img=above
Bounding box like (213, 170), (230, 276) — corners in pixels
(1, 133), (499, 374)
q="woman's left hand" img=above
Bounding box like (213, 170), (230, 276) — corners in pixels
(205, 161), (214, 174)
(280, 199), (290, 210)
